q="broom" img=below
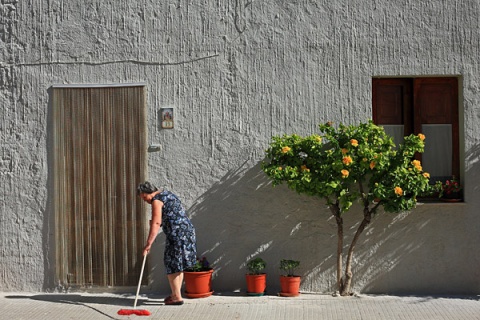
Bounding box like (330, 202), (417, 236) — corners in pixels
(118, 253), (151, 316)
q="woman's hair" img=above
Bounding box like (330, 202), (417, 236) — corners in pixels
(137, 181), (158, 195)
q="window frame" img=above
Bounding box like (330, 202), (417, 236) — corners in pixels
(372, 77), (461, 183)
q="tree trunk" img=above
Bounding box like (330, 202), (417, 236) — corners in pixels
(339, 207), (372, 296)
(329, 203), (343, 294)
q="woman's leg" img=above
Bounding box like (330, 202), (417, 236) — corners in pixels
(167, 272), (184, 301)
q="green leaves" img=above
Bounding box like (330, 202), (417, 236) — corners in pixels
(279, 259), (300, 277)
(247, 257), (267, 275)
(262, 121), (436, 214)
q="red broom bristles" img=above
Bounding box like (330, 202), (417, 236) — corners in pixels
(118, 254), (151, 316)
(118, 309), (151, 316)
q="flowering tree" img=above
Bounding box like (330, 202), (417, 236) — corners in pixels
(262, 121), (436, 296)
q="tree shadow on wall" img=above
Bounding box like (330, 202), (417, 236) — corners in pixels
(187, 157), (480, 295)
(358, 142), (480, 295)
(188, 160), (365, 294)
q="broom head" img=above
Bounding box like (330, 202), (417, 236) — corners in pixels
(118, 309), (151, 316)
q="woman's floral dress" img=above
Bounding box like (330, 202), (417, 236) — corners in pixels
(153, 191), (197, 274)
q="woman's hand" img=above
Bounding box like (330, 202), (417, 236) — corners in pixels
(143, 244), (151, 256)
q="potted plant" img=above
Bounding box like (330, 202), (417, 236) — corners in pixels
(183, 256), (214, 298)
(439, 176), (463, 202)
(245, 257), (267, 296)
(279, 259), (301, 297)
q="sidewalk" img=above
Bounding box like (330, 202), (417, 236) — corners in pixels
(1, 291), (479, 320)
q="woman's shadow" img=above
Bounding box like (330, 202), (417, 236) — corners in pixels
(5, 293), (161, 319)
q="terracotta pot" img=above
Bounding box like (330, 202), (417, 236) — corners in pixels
(245, 274), (267, 296)
(184, 269), (214, 298)
(279, 275), (301, 297)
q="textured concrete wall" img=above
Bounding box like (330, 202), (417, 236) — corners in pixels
(1, 0), (479, 294)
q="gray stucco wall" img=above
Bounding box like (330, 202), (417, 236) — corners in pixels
(1, 0), (479, 294)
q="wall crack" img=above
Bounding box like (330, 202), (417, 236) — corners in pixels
(4, 54), (220, 68)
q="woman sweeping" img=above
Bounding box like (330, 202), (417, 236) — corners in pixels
(137, 181), (197, 306)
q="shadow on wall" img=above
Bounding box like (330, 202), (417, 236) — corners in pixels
(185, 153), (480, 295)
(465, 142), (480, 199)
(359, 142), (480, 295)
(188, 160), (337, 294)
(44, 88), (56, 291)
(184, 161), (423, 294)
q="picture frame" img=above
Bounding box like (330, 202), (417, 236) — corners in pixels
(160, 107), (174, 129)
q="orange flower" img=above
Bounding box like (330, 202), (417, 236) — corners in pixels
(278, 167), (283, 171)
(394, 186), (403, 196)
(369, 161), (376, 169)
(342, 156), (353, 166)
(350, 139), (359, 147)
(341, 169), (349, 178)
(412, 160), (422, 171)
(300, 165), (310, 172)
(281, 146), (291, 154)
(423, 172), (430, 178)
(341, 148), (348, 154)
(418, 133), (425, 141)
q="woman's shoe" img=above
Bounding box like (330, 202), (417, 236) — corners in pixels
(165, 300), (184, 306)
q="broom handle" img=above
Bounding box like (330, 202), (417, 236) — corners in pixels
(134, 254), (147, 309)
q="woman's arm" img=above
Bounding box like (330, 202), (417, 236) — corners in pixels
(143, 200), (163, 256)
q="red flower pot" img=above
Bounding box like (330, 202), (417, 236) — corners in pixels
(184, 269), (214, 298)
(245, 274), (267, 296)
(279, 276), (301, 297)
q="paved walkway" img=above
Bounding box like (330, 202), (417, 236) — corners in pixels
(1, 292), (479, 320)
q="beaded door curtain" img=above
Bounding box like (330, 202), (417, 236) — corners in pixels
(52, 85), (148, 287)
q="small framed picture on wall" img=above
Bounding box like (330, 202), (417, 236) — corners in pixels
(160, 107), (174, 129)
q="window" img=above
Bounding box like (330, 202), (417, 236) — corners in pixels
(372, 77), (460, 183)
